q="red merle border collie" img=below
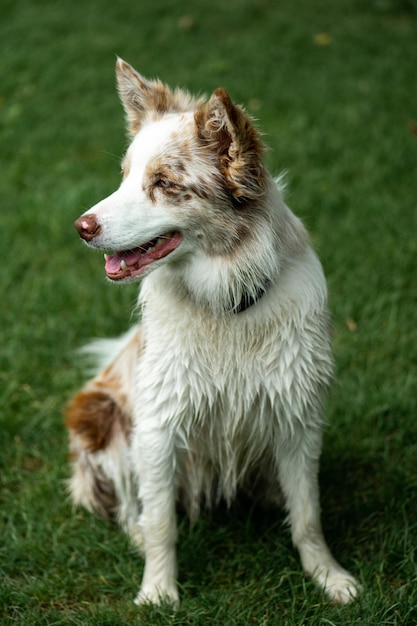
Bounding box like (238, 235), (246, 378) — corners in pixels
(66, 58), (359, 606)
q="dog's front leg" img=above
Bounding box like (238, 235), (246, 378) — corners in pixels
(132, 422), (179, 606)
(277, 433), (360, 604)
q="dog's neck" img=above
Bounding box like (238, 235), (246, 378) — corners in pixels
(230, 283), (269, 314)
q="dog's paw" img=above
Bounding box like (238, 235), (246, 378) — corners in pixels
(319, 569), (361, 604)
(134, 584), (180, 608)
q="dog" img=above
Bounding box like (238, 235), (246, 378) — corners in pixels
(66, 58), (359, 606)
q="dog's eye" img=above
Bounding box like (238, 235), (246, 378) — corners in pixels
(155, 177), (174, 189)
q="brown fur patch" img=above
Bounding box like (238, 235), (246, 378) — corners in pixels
(144, 147), (194, 205)
(195, 88), (266, 203)
(66, 389), (131, 453)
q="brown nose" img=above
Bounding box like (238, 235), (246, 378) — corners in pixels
(74, 214), (101, 241)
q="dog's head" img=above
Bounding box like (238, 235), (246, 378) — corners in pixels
(74, 59), (267, 283)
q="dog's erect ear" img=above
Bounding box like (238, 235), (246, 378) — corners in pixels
(116, 58), (167, 135)
(116, 58), (198, 136)
(195, 88), (266, 202)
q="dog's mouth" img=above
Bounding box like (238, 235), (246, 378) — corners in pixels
(104, 231), (183, 281)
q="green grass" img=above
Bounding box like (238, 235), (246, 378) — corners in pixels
(1, 0), (417, 623)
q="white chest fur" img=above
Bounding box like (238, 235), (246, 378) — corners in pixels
(133, 248), (332, 506)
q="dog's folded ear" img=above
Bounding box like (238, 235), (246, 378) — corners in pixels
(116, 58), (198, 136)
(195, 89), (266, 203)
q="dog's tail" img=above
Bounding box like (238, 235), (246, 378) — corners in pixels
(65, 327), (142, 545)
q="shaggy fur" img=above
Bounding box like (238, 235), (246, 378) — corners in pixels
(67, 58), (359, 606)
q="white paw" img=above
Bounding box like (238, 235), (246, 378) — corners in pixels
(134, 584), (179, 607)
(319, 569), (361, 604)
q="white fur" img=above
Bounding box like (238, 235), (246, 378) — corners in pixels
(69, 62), (360, 607)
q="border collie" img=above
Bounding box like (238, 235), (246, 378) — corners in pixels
(66, 59), (359, 606)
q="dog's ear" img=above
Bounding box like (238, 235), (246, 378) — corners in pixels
(115, 58), (168, 135)
(116, 58), (198, 136)
(195, 88), (266, 202)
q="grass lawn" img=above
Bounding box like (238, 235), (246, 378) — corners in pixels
(1, 0), (417, 623)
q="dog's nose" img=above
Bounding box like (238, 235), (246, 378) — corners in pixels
(74, 214), (101, 241)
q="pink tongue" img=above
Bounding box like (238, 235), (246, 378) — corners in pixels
(104, 232), (183, 278)
(105, 249), (141, 274)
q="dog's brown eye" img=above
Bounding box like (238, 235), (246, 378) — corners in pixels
(155, 178), (173, 189)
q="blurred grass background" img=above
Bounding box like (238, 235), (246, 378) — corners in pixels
(1, 0), (417, 623)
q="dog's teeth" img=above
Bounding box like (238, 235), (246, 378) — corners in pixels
(104, 253), (109, 260)
(120, 260), (128, 271)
